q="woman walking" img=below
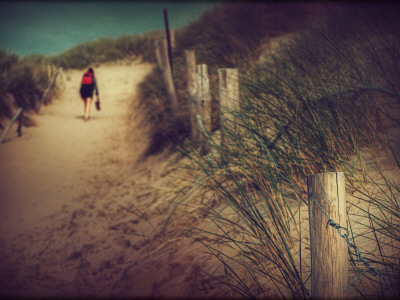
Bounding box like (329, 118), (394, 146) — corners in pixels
(80, 67), (100, 122)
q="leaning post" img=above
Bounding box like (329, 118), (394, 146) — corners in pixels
(0, 107), (23, 143)
(159, 38), (178, 117)
(307, 172), (348, 299)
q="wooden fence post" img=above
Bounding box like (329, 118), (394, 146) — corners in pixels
(170, 29), (176, 49)
(185, 50), (199, 147)
(218, 68), (239, 162)
(0, 107), (23, 144)
(307, 172), (348, 299)
(155, 40), (163, 70)
(197, 63), (211, 155)
(157, 38), (178, 116)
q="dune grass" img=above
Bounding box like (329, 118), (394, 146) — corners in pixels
(169, 3), (400, 298)
(136, 2), (317, 156)
(49, 31), (163, 69)
(1, 2), (399, 297)
(0, 50), (52, 128)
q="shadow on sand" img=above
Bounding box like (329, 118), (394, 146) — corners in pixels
(75, 116), (99, 121)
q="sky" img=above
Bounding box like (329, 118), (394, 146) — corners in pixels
(0, 1), (217, 57)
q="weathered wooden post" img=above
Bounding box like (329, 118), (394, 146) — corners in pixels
(170, 29), (176, 49)
(0, 107), (23, 143)
(185, 50), (199, 147)
(218, 68), (239, 163)
(154, 40), (163, 70)
(307, 172), (348, 299)
(47, 65), (51, 81)
(17, 110), (24, 137)
(196, 64), (211, 155)
(157, 38), (178, 116)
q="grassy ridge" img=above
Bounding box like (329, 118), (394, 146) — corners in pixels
(50, 31), (163, 69)
(0, 51), (51, 128)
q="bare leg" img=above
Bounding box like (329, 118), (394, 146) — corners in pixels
(84, 97), (92, 121)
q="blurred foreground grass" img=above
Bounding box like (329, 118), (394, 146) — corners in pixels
(161, 3), (400, 298)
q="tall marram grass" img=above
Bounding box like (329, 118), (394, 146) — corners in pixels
(179, 3), (400, 298)
(0, 50), (52, 129)
(50, 31), (163, 69)
(137, 2), (314, 156)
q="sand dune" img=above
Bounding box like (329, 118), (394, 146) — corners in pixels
(0, 60), (230, 298)
(1, 58), (397, 299)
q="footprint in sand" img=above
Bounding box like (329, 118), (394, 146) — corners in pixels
(113, 236), (131, 249)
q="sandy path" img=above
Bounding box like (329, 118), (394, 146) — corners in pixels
(0, 61), (230, 298)
(0, 60), (151, 239)
(0, 61), (159, 296)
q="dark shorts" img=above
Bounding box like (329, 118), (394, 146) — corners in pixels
(80, 84), (94, 99)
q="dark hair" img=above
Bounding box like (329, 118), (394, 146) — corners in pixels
(88, 67), (94, 74)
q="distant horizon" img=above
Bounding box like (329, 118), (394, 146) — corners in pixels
(0, 1), (217, 57)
